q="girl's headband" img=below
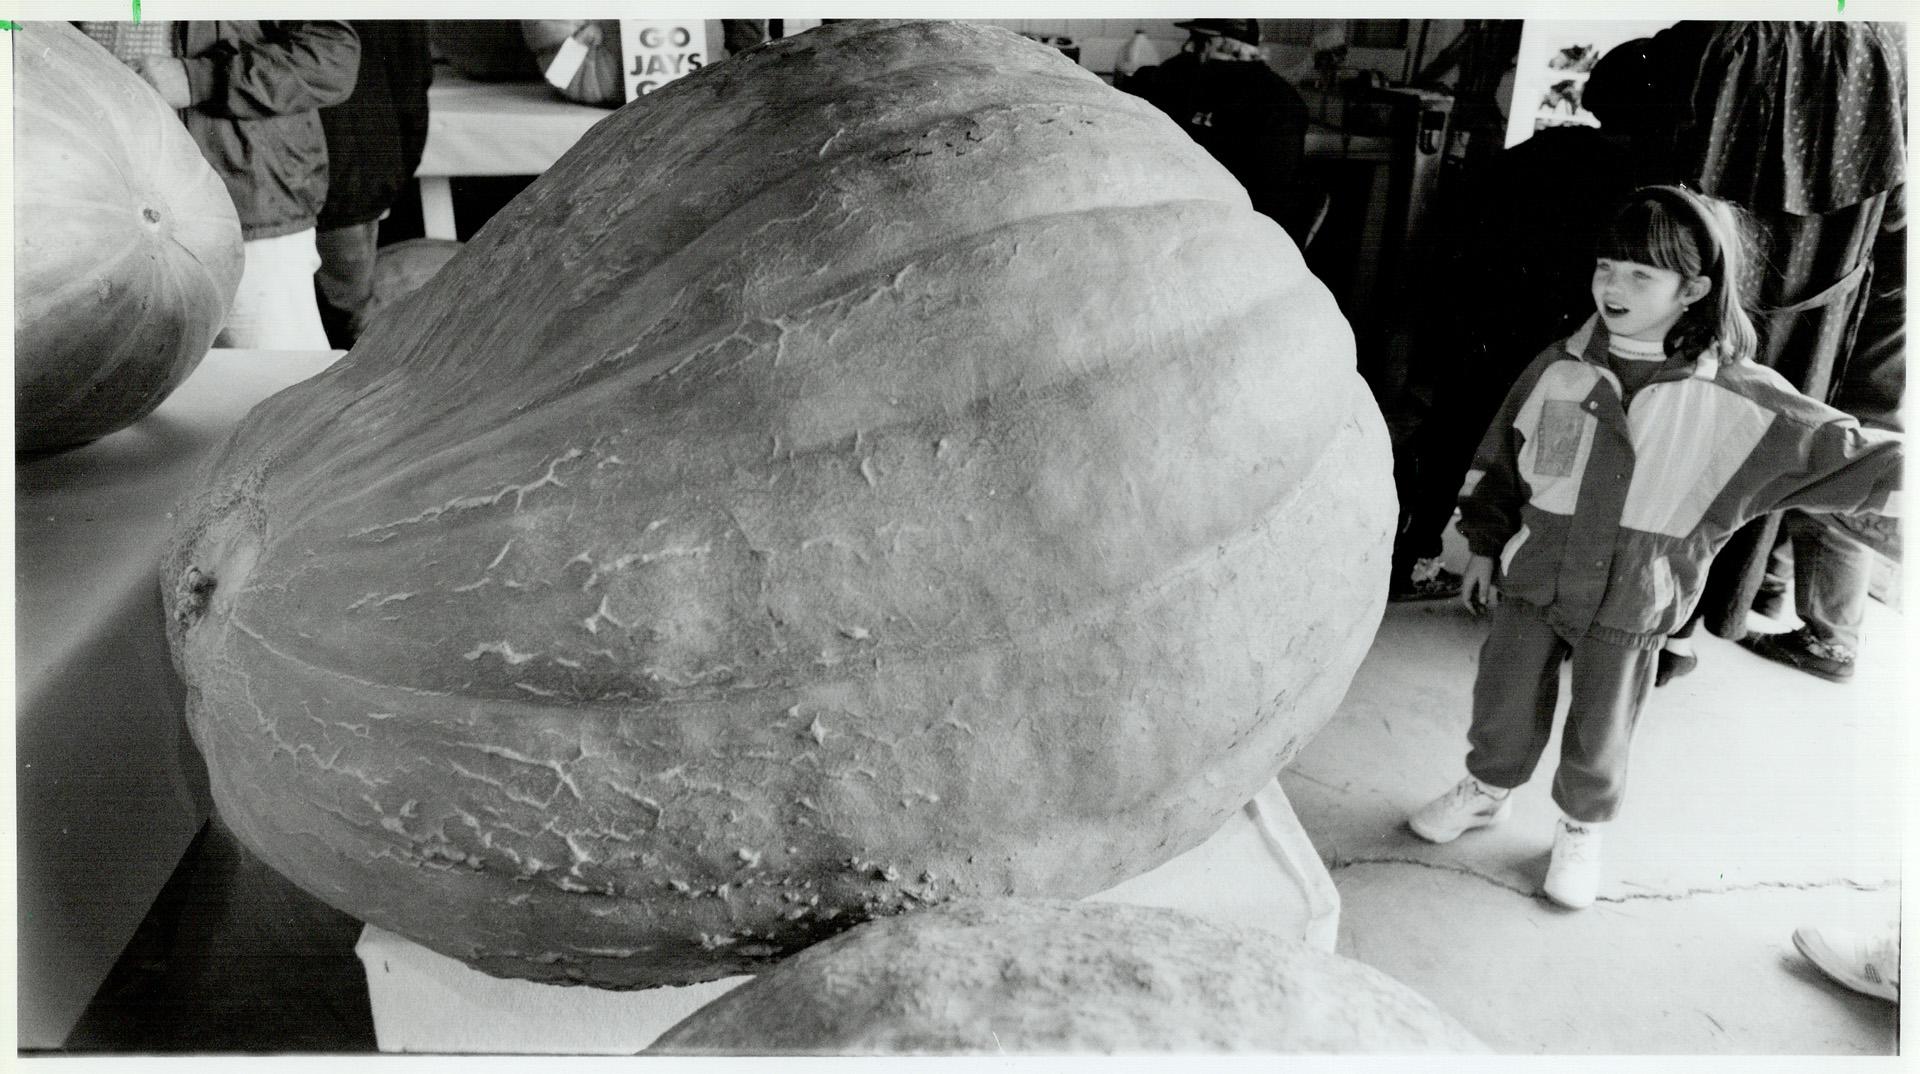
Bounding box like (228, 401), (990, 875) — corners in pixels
(1635, 185), (1725, 276)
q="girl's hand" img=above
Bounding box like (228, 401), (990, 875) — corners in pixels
(1461, 555), (1499, 615)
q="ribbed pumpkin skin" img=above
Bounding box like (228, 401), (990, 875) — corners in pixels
(14, 22), (243, 453)
(651, 900), (1488, 1054)
(162, 21), (1393, 989)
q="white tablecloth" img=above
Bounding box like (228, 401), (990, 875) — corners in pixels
(414, 72), (613, 240)
(418, 72), (612, 180)
(416, 71), (1370, 179)
(407, 70), (1376, 243)
(15, 348), (345, 1049)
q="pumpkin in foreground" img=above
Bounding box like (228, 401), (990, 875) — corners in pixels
(162, 20), (1394, 989)
(650, 899), (1488, 1054)
(14, 22), (244, 453)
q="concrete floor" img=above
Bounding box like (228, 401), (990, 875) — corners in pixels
(1282, 570), (1906, 1055)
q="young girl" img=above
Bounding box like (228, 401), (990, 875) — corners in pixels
(1407, 186), (1901, 908)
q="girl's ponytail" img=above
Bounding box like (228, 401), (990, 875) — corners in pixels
(1687, 193), (1758, 364)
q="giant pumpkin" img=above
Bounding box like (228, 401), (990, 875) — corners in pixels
(14, 22), (244, 453)
(650, 899), (1487, 1054)
(162, 20), (1394, 989)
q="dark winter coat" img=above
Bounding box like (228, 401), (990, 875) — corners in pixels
(1126, 53), (1311, 241)
(175, 21), (362, 239)
(318, 21), (433, 229)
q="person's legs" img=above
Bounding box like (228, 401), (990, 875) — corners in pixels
(1389, 371), (1510, 601)
(1755, 528), (1794, 621)
(1464, 603), (1568, 790)
(1740, 510), (1871, 681)
(1551, 637), (1658, 824)
(1543, 635), (1656, 909)
(215, 229), (331, 351)
(1389, 412), (1459, 593)
(1789, 509), (1873, 652)
(1409, 602), (1565, 843)
(1657, 614), (1698, 687)
(313, 220), (381, 350)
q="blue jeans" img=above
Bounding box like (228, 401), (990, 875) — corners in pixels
(1765, 510), (1874, 651)
(314, 220), (381, 350)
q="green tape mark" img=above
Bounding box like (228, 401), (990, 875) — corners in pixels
(133, 0), (142, 22)
(0, 20), (19, 30)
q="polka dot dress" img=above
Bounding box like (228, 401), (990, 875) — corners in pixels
(1687, 21), (1906, 216)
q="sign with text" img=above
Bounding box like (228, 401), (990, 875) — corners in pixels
(619, 21), (712, 101)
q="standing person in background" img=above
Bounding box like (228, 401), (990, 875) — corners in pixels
(1124, 20), (1314, 244)
(1740, 186), (1906, 681)
(1643, 21), (1906, 684)
(314, 21), (434, 350)
(80, 20), (360, 351)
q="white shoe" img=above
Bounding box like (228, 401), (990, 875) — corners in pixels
(1543, 815), (1603, 909)
(1408, 776), (1512, 844)
(1794, 925), (1900, 1003)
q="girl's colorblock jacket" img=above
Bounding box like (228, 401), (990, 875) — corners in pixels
(1458, 316), (1902, 649)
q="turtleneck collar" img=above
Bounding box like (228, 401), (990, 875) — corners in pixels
(1607, 333), (1668, 362)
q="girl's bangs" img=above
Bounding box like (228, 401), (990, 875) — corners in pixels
(1597, 200), (1699, 275)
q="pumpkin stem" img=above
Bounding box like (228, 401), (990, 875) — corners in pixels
(175, 565), (216, 626)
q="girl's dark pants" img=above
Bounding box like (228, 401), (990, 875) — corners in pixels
(1465, 601), (1659, 823)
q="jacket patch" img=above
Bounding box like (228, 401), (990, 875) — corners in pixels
(1533, 400), (1587, 477)
(1510, 361), (1602, 515)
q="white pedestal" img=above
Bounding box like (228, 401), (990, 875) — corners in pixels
(356, 778), (1338, 1054)
(1091, 777), (1342, 951)
(417, 175), (457, 241)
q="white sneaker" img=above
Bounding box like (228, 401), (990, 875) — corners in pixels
(1794, 925), (1900, 1003)
(1408, 776), (1512, 844)
(1543, 815), (1603, 909)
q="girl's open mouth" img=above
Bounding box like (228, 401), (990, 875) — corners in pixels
(1603, 303), (1629, 316)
